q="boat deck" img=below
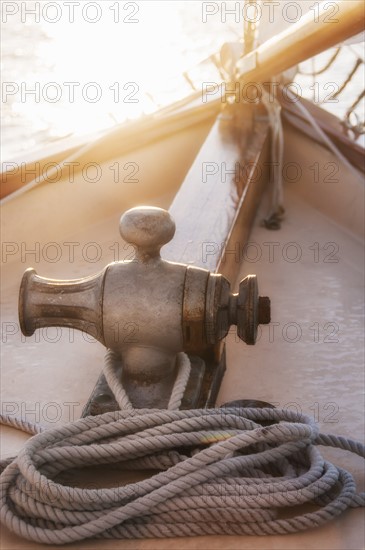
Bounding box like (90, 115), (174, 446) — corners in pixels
(1, 180), (364, 549)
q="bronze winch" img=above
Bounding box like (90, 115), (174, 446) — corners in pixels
(19, 206), (270, 411)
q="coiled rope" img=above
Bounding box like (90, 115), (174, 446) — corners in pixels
(0, 353), (364, 544)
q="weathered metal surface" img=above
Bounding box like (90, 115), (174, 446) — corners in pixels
(19, 210), (270, 356)
(182, 266), (209, 352)
(19, 205), (270, 412)
(237, 274), (271, 345)
(19, 268), (106, 341)
(205, 274), (231, 345)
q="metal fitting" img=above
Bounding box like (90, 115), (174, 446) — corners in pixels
(19, 206), (270, 383)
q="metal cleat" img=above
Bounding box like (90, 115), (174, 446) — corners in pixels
(19, 206), (270, 411)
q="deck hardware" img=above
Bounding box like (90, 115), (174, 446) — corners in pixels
(19, 206), (270, 408)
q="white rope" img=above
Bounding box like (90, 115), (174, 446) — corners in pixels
(103, 350), (191, 411)
(103, 349), (133, 410)
(167, 353), (191, 410)
(0, 414), (45, 436)
(0, 407), (363, 544)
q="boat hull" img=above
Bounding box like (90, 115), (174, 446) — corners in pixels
(1, 105), (364, 549)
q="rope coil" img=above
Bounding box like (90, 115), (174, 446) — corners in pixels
(1, 407), (364, 544)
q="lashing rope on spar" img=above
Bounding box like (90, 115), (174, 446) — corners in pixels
(0, 352), (364, 545)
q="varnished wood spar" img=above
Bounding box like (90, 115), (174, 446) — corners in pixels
(236, 0), (365, 84)
(163, 105), (270, 283)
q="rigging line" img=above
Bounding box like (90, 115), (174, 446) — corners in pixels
(331, 58), (363, 99)
(346, 42), (365, 63)
(298, 47), (341, 76)
(345, 89), (365, 117)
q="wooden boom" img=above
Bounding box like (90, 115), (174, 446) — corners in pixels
(236, 0), (365, 83)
